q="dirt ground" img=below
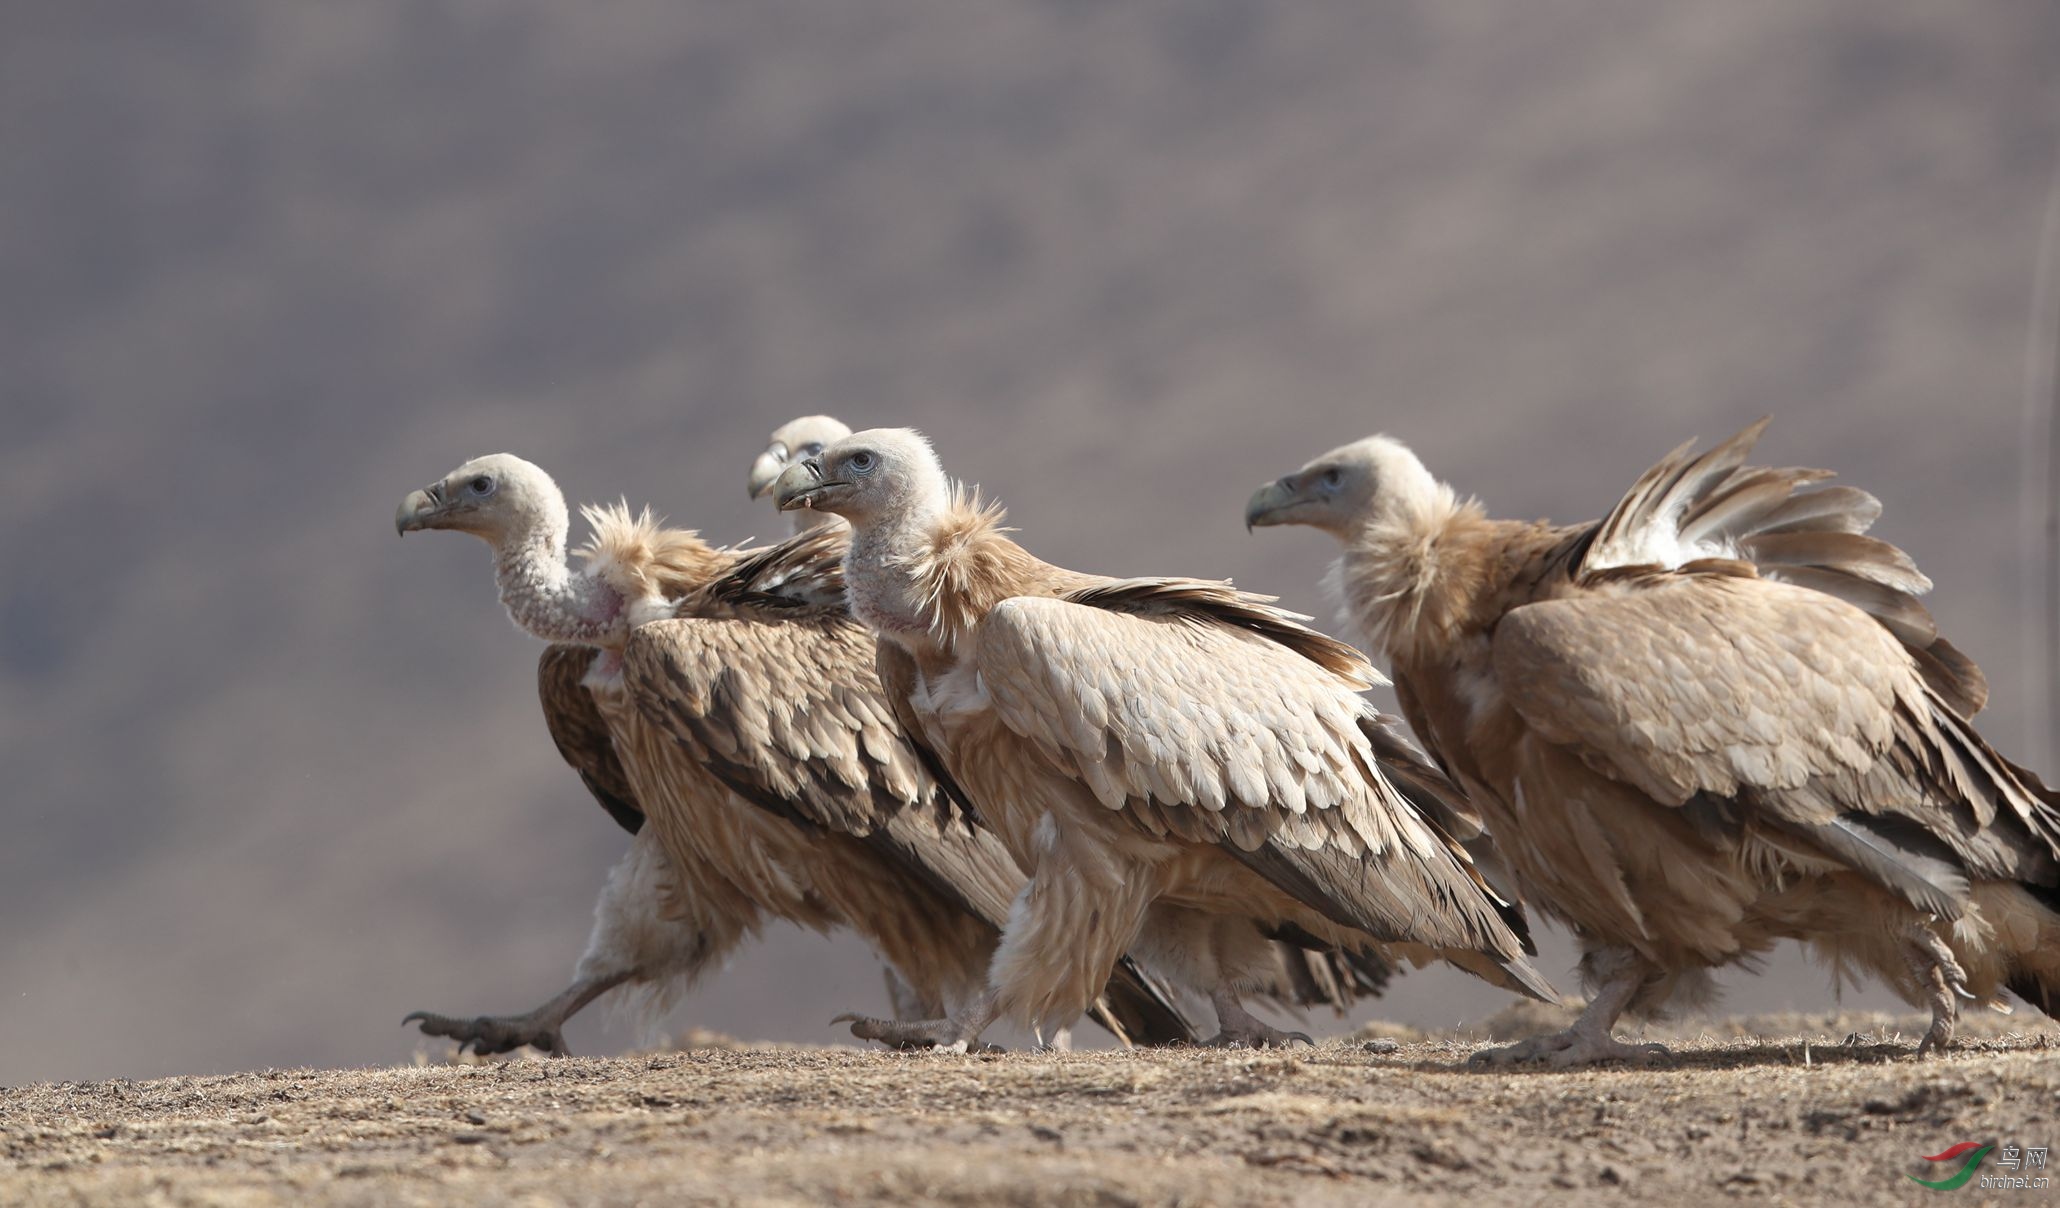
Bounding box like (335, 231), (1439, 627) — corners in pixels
(5, 1008), (2057, 1207)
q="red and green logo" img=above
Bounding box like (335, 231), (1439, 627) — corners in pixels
(1908, 1142), (1993, 1191)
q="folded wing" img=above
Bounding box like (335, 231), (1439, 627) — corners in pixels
(970, 580), (1542, 981)
(1493, 572), (2060, 917)
(537, 643), (644, 835)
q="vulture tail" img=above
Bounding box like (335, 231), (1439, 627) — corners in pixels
(1092, 958), (1199, 1045)
(1257, 924), (1397, 1012)
(1998, 880), (2060, 1021)
(1230, 840), (1560, 1004)
(1583, 420), (1989, 716)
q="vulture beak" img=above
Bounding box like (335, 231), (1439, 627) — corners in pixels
(772, 459), (842, 513)
(395, 484), (445, 535)
(1244, 478), (1300, 532)
(747, 444), (789, 500)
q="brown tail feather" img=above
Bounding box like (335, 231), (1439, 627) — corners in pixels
(1913, 637), (1990, 718)
(1753, 483), (1883, 535)
(1736, 531), (1931, 594)
(1758, 565), (1939, 647)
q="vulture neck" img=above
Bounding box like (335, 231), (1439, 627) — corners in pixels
(1335, 487), (1496, 666)
(491, 521), (626, 648)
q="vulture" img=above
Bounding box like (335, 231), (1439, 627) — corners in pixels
(748, 415), (854, 520)
(772, 429), (1555, 1049)
(396, 422), (852, 1053)
(394, 450), (1197, 1051)
(1247, 418), (2060, 1062)
(750, 419), (1411, 1025)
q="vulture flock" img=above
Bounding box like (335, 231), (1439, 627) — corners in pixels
(394, 416), (2060, 1065)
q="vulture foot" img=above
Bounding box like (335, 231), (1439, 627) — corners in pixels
(404, 1009), (570, 1058)
(1207, 992), (1313, 1049)
(1914, 1016), (1956, 1059)
(403, 970), (633, 1059)
(1905, 926), (1966, 1058)
(1205, 1023), (1314, 1050)
(832, 1012), (985, 1052)
(1470, 1029), (1670, 1068)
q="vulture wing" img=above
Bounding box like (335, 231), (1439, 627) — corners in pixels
(537, 643), (644, 835)
(969, 579), (1548, 994)
(1492, 572), (2060, 918)
(621, 540), (1010, 922)
(883, 629), (1393, 1022)
(627, 530), (1199, 1043)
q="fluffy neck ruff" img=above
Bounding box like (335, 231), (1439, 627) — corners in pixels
(1333, 482), (1494, 665)
(845, 484), (1054, 655)
(488, 500), (726, 647)
(576, 501), (730, 628)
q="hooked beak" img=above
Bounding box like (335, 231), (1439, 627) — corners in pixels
(395, 484), (445, 535)
(747, 445), (788, 500)
(1244, 478), (1302, 532)
(772, 459), (846, 513)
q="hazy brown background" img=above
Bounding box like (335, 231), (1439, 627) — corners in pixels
(5, 2), (2057, 1086)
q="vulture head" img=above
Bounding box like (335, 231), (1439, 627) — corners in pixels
(1244, 436), (1441, 537)
(395, 453), (568, 547)
(771, 427), (948, 527)
(748, 415), (854, 502)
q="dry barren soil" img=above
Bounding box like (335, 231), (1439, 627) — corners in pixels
(5, 1009), (2057, 1207)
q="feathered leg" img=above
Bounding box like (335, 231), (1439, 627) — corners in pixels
(406, 831), (731, 1057)
(1471, 944), (1671, 1067)
(838, 816), (1155, 1051)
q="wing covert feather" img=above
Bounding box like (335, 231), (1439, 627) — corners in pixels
(970, 592), (1541, 971)
(1492, 576), (1916, 808)
(622, 613), (950, 840)
(537, 644), (644, 835)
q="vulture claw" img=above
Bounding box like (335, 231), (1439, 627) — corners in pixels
(404, 1008), (571, 1058)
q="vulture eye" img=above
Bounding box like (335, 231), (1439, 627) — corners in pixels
(1320, 467), (1344, 490)
(468, 475), (496, 496)
(799, 442), (824, 457)
(847, 450), (878, 475)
